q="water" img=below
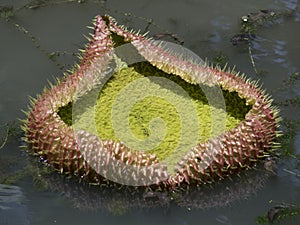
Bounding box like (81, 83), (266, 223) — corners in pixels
(1, 0), (300, 224)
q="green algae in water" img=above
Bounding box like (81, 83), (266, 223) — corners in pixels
(58, 61), (251, 163)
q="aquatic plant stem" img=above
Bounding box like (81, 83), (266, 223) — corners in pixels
(248, 43), (259, 75)
(0, 124), (9, 150)
(283, 168), (300, 178)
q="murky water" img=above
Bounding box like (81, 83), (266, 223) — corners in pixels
(0, 0), (300, 224)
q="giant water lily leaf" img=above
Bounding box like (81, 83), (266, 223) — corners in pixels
(23, 15), (280, 188)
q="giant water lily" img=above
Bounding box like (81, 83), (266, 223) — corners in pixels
(23, 15), (280, 189)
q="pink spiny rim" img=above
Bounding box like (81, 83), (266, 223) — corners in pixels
(23, 15), (280, 189)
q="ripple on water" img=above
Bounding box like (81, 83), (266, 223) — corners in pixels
(0, 184), (29, 225)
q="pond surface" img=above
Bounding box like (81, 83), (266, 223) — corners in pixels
(0, 0), (300, 225)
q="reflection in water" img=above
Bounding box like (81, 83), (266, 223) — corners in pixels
(41, 162), (274, 213)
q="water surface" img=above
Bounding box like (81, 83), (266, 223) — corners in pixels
(0, 0), (300, 224)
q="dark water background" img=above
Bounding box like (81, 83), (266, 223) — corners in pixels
(0, 0), (299, 224)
